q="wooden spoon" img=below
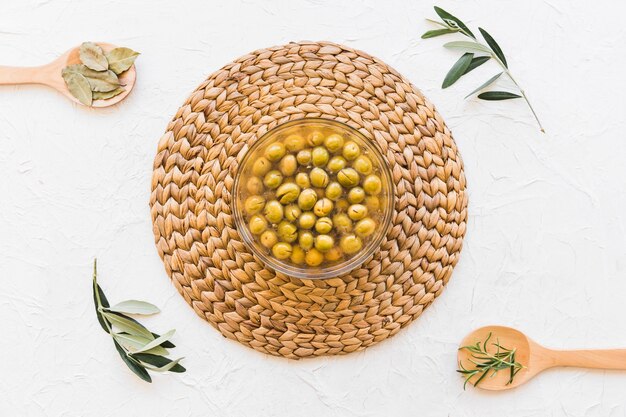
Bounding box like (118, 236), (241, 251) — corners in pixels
(0, 43), (136, 107)
(458, 325), (626, 391)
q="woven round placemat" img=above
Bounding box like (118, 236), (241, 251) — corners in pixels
(150, 41), (467, 359)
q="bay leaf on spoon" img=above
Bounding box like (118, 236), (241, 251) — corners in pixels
(61, 72), (93, 106)
(92, 87), (125, 101)
(105, 47), (140, 75)
(79, 42), (109, 71)
(63, 64), (121, 92)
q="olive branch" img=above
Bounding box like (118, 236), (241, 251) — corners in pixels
(423, 6), (545, 132)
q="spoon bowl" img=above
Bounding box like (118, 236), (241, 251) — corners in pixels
(459, 325), (626, 391)
(0, 43), (136, 107)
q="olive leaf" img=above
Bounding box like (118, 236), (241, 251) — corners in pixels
(442, 53), (474, 88)
(478, 91), (522, 100)
(92, 259), (185, 383)
(463, 56), (490, 75)
(79, 42), (108, 71)
(434, 6), (475, 38)
(92, 87), (125, 101)
(105, 47), (140, 75)
(421, 28), (457, 39)
(62, 72), (92, 106)
(465, 72), (503, 98)
(444, 41), (492, 55)
(479, 28), (507, 68)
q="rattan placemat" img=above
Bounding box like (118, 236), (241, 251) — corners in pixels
(150, 41), (467, 359)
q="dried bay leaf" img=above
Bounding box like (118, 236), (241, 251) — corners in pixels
(63, 64), (120, 92)
(79, 42), (108, 71)
(105, 47), (140, 75)
(62, 71), (92, 106)
(92, 87), (125, 101)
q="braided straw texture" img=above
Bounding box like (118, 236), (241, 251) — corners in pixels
(150, 41), (468, 359)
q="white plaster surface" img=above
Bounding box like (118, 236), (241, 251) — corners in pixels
(2, 0), (626, 415)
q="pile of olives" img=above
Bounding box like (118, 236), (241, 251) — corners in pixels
(237, 125), (388, 269)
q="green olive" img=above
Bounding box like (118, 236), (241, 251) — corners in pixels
(298, 211), (317, 229)
(325, 182), (343, 201)
(311, 146), (330, 167)
(315, 216), (333, 234)
(272, 242), (292, 259)
(353, 155), (373, 175)
(284, 204), (302, 222)
(252, 157), (272, 176)
(245, 176), (264, 195)
(324, 133), (344, 152)
(264, 200), (284, 224)
(264, 143), (286, 161)
(276, 182), (301, 204)
(363, 175), (382, 195)
(325, 247), (343, 261)
(354, 218), (376, 238)
(263, 170), (283, 189)
(298, 188), (318, 210)
(327, 156), (347, 173)
(290, 245), (306, 264)
(347, 187), (365, 204)
(278, 155), (298, 176)
(365, 196), (381, 211)
(277, 221), (298, 243)
(337, 168), (360, 188)
(342, 141), (361, 160)
(347, 204), (368, 221)
(296, 149), (312, 165)
(244, 195), (265, 215)
(309, 167), (329, 188)
(315, 234), (335, 253)
(295, 172), (310, 188)
(307, 131), (325, 146)
(284, 134), (305, 152)
(335, 199), (349, 212)
(260, 230), (278, 248)
(298, 230), (314, 250)
(313, 198), (334, 217)
(249, 214), (268, 235)
(340, 234), (363, 254)
(305, 248), (324, 266)
(333, 213), (352, 233)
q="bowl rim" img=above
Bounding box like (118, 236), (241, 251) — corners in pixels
(232, 118), (395, 279)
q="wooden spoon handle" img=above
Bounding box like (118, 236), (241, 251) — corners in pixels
(0, 66), (48, 86)
(554, 349), (626, 370)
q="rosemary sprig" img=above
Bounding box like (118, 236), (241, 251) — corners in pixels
(457, 332), (524, 389)
(92, 259), (185, 382)
(423, 6), (545, 132)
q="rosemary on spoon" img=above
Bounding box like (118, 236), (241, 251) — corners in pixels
(423, 6), (545, 132)
(92, 259), (185, 382)
(457, 332), (525, 389)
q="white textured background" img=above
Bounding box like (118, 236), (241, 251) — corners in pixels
(1, 0), (626, 416)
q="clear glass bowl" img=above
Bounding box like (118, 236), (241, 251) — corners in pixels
(232, 118), (394, 279)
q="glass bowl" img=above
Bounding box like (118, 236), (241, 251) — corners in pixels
(232, 118), (394, 279)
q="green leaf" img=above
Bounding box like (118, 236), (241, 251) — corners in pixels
(132, 353), (186, 373)
(153, 332), (176, 348)
(109, 300), (161, 316)
(477, 91), (522, 100)
(442, 53), (474, 88)
(426, 18), (448, 28)
(434, 6), (476, 38)
(62, 72), (92, 106)
(92, 87), (125, 101)
(133, 329), (176, 354)
(105, 47), (140, 75)
(479, 28), (507, 68)
(113, 340), (151, 382)
(465, 72), (503, 98)
(444, 41), (492, 55)
(92, 259), (109, 332)
(113, 333), (169, 356)
(463, 56), (490, 75)
(421, 28), (457, 39)
(102, 312), (154, 339)
(79, 42), (108, 71)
